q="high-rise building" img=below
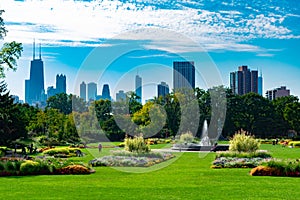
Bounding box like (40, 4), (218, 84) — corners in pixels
(56, 74), (66, 94)
(116, 90), (126, 101)
(87, 82), (97, 101)
(158, 82), (169, 98)
(135, 75), (142, 103)
(25, 42), (45, 105)
(47, 86), (58, 99)
(258, 72), (263, 96)
(266, 86), (290, 100)
(230, 66), (258, 95)
(25, 79), (30, 104)
(80, 81), (86, 101)
(101, 84), (111, 100)
(173, 61), (195, 90)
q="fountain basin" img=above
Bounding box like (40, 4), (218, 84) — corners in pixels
(171, 143), (229, 152)
(172, 143), (213, 151)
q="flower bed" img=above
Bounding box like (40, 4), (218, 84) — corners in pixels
(89, 151), (175, 167)
(250, 159), (300, 177)
(212, 157), (271, 169)
(0, 157), (92, 176)
(216, 151), (272, 159)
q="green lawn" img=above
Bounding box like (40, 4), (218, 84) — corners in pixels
(1, 144), (300, 199)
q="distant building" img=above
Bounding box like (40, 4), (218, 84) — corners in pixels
(158, 82), (169, 98)
(11, 95), (20, 104)
(116, 90), (126, 101)
(101, 84), (111, 100)
(135, 75), (142, 103)
(173, 61), (195, 90)
(87, 82), (97, 101)
(258, 72), (263, 96)
(56, 74), (66, 94)
(80, 81), (86, 101)
(47, 86), (58, 99)
(230, 66), (258, 95)
(25, 42), (45, 105)
(266, 86), (290, 100)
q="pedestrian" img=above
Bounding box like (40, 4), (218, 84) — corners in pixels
(98, 143), (102, 153)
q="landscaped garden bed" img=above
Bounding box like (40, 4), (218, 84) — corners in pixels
(212, 151), (272, 168)
(43, 147), (83, 158)
(89, 151), (175, 167)
(0, 157), (93, 176)
(250, 159), (300, 177)
(91, 135), (175, 167)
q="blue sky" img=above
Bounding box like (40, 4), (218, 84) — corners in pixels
(1, 0), (300, 102)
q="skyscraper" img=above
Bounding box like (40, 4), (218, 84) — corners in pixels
(258, 72), (263, 96)
(158, 82), (169, 98)
(230, 66), (258, 95)
(101, 84), (111, 100)
(25, 79), (30, 104)
(87, 82), (97, 101)
(80, 81), (86, 101)
(135, 75), (142, 103)
(25, 41), (45, 105)
(173, 61), (195, 90)
(56, 74), (66, 94)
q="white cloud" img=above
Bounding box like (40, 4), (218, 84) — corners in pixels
(1, 0), (299, 52)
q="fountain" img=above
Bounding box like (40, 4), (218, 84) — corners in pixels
(199, 120), (211, 146)
(172, 120), (213, 151)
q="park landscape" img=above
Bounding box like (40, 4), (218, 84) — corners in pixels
(1, 135), (300, 199)
(1, 1), (300, 199)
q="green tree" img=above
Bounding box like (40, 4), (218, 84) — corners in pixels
(0, 82), (27, 146)
(46, 93), (87, 115)
(132, 101), (167, 138)
(64, 113), (80, 143)
(273, 96), (299, 136)
(284, 102), (300, 134)
(0, 10), (23, 78)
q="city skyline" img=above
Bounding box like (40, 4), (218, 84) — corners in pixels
(2, 0), (300, 100)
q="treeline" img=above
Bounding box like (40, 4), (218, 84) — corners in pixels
(1, 82), (300, 147)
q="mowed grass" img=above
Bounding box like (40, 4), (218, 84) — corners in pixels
(1, 144), (300, 199)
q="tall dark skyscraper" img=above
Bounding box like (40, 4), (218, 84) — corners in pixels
(173, 61), (195, 90)
(80, 81), (86, 101)
(158, 82), (169, 98)
(230, 66), (258, 95)
(25, 42), (45, 105)
(56, 74), (66, 94)
(101, 84), (111, 100)
(135, 75), (142, 103)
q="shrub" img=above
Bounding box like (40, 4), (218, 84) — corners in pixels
(250, 166), (281, 176)
(124, 134), (150, 153)
(20, 160), (41, 175)
(43, 148), (80, 157)
(56, 165), (91, 175)
(0, 162), (4, 171)
(179, 132), (194, 144)
(229, 130), (260, 153)
(251, 159), (300, 177)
